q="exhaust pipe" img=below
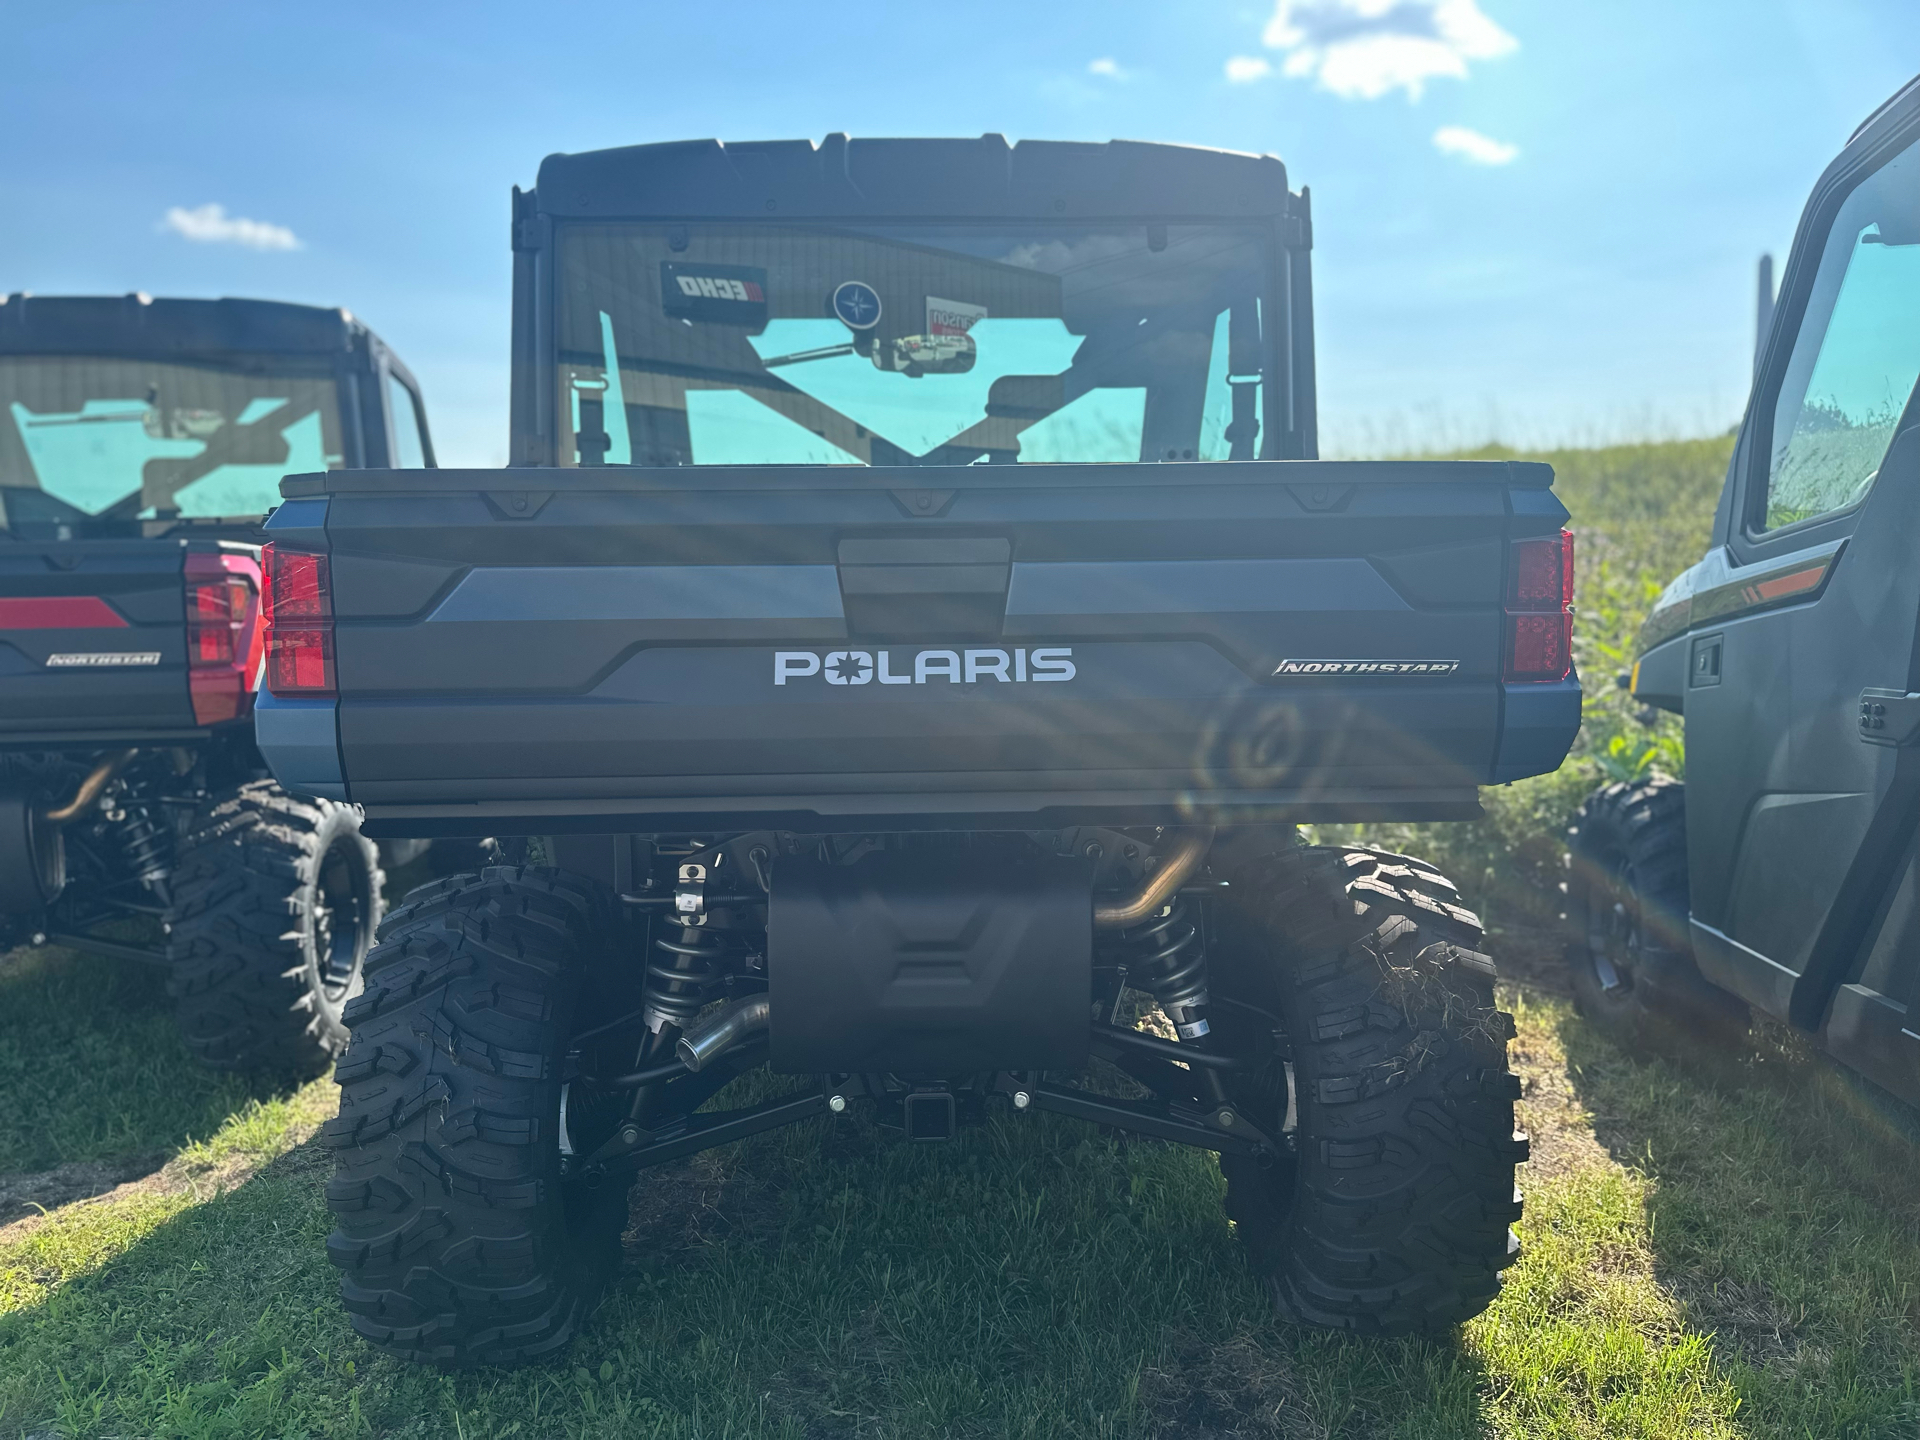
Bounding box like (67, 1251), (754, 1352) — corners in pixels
(41, 750), (136, 827)
(1093, 828), (1213, 929)
(676, 995), (771, 1071)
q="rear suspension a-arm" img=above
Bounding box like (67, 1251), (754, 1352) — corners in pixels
(580, 1088), (829, 1175)
(988, 1073), (1278, 1156)
(577, 1060), (1281, 1179)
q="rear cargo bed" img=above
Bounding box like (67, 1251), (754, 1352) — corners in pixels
(262, 459), (1580, 831)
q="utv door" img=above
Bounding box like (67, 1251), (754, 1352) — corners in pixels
(1684, 111), (1920, 1096)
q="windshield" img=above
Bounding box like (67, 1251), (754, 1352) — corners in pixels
(556, 222), (1275, 467)
(0, 356), (343, 533)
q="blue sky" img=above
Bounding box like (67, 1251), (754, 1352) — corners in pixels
(3, 1), (1917, 465)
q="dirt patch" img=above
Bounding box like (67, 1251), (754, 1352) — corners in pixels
(1667, 1272), (1812, 1370)
(1137, 1330), (1310, 1439)
(0, 1153), (170, 1228)
(1507, 1008), (1612, 1182)
(621, 1152), (758, 1264)
(620, 1124), (810, 1266)
(1489, 923), (1573, 997)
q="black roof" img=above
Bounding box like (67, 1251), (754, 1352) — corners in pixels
(0, 293), (370, 358)
(531, 135), (1295, 222)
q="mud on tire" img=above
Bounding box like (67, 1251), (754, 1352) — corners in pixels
(1565, 778), (1746, 1053)
(1207, 842), (1527, 1333)
(168, 779), (383, 1077)
(322, 865), (630, 1368)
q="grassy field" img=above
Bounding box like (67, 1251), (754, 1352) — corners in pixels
(3, 436), (1919, 1438)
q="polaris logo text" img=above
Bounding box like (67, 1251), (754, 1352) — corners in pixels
(1274, 659), (1460, 676)
(775, 648), (1075, 686)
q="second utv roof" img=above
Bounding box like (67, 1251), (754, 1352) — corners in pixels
(530, 135), (1297, 221)
(0, 293), (369, 358)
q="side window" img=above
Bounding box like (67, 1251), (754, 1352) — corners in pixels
(385, 371), (427, 468)
(1761, 136), (1920, 532)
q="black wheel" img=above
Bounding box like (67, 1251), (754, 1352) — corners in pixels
(1565, 778), (1746, 1052)
(168, 780), (384, 1077)
(1207, 842), (1527, 1334)
(322, 866), (632, 1368)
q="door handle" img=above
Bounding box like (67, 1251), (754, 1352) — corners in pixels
(1859, 688), (1920, 746)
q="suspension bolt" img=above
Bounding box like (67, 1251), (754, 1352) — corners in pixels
(1216, 1108), (1236, 1129)
(1012, 1090), (1032, 1110)
(29, 932), (46, 947)
(828, 1094), (847, 1113)
(619, 1122), (641, 1146)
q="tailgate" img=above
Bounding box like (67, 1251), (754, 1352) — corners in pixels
(0, 538), (198, 744)
(265, 461), (1579, 828)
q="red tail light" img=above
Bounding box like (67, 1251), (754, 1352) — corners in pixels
(1504, 529), (1574, 683)
(184, 552), (264, 725)
(188, 579), (248, 665)
(262, 543), (336, 697)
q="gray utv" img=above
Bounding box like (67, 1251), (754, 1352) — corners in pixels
(257, 136), (1579, 1365)
(1569, 74), (1920, 1104)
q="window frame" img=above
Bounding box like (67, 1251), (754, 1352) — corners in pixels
(522, 211), (1307, 470)
(1735, 107), (1920, 563)
(380, 357), (436, 469)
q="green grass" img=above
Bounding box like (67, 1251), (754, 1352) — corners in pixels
(0, 946), (297, 1175)
(3, 978), (1918, 1438)
(4, 436), (1919, 1436)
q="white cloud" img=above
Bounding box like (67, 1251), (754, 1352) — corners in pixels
(1225, 55), (1274, 83)
(1432, 124), (1518, 164)
(160, 203), (301, 251)
(1261, 0), (1516, 101)
(1087, 56), (1129, 80)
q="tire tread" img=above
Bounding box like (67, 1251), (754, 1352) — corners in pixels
(1215, 844), (1525, 1334)
(323, 864), (625, 1368)
(167, 779), (383, 1076)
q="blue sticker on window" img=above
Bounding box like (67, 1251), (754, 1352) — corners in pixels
(831, 281), (883, 331)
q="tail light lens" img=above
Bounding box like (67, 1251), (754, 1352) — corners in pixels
(1504, 529), (1575, 683)
(188, 579), (249, 665)
(184, 552), (264, 725)
(262, 543), (335, 696)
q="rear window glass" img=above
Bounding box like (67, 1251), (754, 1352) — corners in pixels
(0, 356), (344, 529)
(555, 222), (1276, 467)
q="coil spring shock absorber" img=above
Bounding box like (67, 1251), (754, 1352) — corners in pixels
(641, 862), (746, 1034)
(644, 924), (739, 1031)
(622, 861), (758, 1127)
(1118, 896), (1210, 1041)
(114, 806), (173, 905)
